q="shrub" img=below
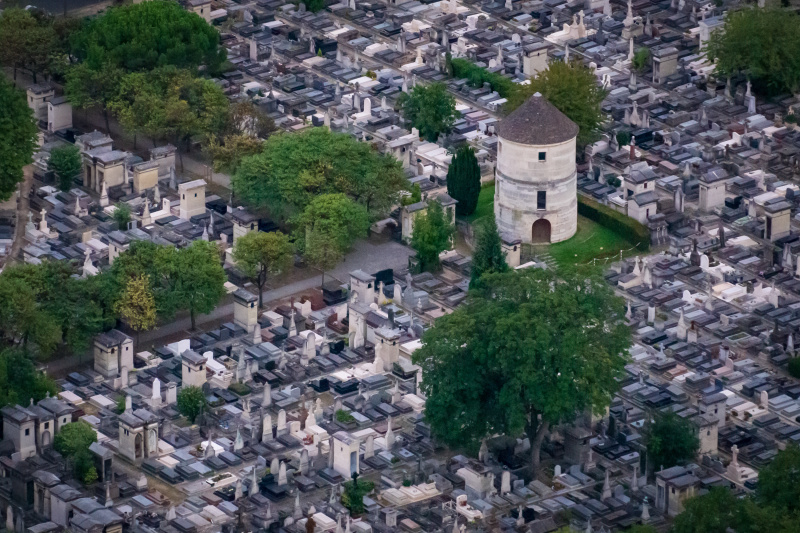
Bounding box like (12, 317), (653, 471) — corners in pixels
(341, 478), (375, 515)
(335, 409), (356, 424)
(450, 58), (517, 98)
(788, 357), (800, 378)
(577, 195), (650, 251)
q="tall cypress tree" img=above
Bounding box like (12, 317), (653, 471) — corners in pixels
(447, 145), (481, 216)
(470, 217), (509, 289)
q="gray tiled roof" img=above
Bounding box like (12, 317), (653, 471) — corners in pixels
(497, 93), (579, 146)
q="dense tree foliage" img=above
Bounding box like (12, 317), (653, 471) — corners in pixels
(177, 386), (207, 423)
(412, 268), (630, 471)
(115, 274), (157, 336)
(643, 411), (699, 471)
(706, 7), (800, 96)
(469, 217), (509, 289)
(506, 61), (607, 147)
(0, 8), (72, 82)
(410, 200), (455, 272)
(54, 421), (98, 485)
(446, 145), (481, 216)
(110, 240), (226, 329)
(0, 262), (115, 357)
(48, 145), (82, 192)
(0, 349), (58, 408)
(755, 443), (800, 513)
(109, 67), (229, 165)
(0, 78), (38, 202)
(294, 194), (370, 287)
(205, 101), (275, 172)
(397, 82), (457, 142)
(233, 231), (294, 309)
(70, 0), (226, 75)
(233, 128), (406, 222)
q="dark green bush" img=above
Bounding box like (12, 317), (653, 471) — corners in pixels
(788, 357), (800, 378)
(577, 195), (651, 251)
(450, 58), (517, 98)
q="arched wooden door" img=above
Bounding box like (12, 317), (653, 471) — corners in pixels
(532, 219), (551, 243)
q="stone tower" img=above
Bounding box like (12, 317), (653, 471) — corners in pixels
(494, 92), (578, 244)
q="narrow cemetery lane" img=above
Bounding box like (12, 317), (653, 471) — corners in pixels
(4, 165), (33, 268)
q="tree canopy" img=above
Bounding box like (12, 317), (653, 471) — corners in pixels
(233, 128), (406, 222)
(233, 231), (294, 309)
(446, 145), (481, 216)
(397, 82), (457, 142)
(705, 7), (800, 96)
(469, 217), (509, 289)
(48, 145), (82, 192)
(0, 77), (38, 202)
(0, 8), (70, 82)
(643, 411), (699, 471)
(0, 349), (58, 408)
(412, 268), (630, 471)
(755, 443), (800, 514)
(177, 385), (207, 423)
(505, 61), (607, 147)
(70, 0), (226, 75)
(410, 200), (455, 272)
(115, 274), (157, 335)
(110, 240), (226, 329)
(0, 261), (116, 357)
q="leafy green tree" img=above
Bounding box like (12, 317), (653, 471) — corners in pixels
(54, 421), (97, 458)
(0, 273), (62, 357)
(115, 274), (157, 343)
(410, 200), (455, 272)
(177, 385), (207, 423)
(113, 203), (132, 229)
(0, 8), (60, 82)
(446, 145), (481, 216)
(204, 101), (274, 172)
(294, 193), (370, 255)
(295, 194), (369, 287)
(671, 488), (746, 533)
(506, 61), (607, 147)
(167, 241), (226, 330)
(110, 67), (228, 168)
(1, 261), (115, 355)
(48, 145), (82, 192)
(755, 444), (800, 513)
(397, 82), (457, 142)
(304, 227), (343, 289)
(469, 217), (508, 289)
(54, 421), (98, 484)
(633, 48), (650, 72)
(233, 231), (294, 309)
(616, 130), (632, 147)
(705, 7), (800, 95)
(643, 411), (699, 471)
(65, 62), (126, 132)
(412, 268), (630, 472)
(306, 0), (326, 12)
(233, 127), (405, 222)
(110, 241), (178, 318)
(0, 78), (38, 202)
(205, 133), (264, 174)
(0, 349), (58, 407)
(70, 0), (226, 75)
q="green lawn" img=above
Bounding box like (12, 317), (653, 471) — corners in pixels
(463, 181), (637, 268)
(543, 216), (636, 267)
(465, 181), (496, 223)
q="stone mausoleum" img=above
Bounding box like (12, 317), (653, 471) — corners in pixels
(494, 92), (579, 244)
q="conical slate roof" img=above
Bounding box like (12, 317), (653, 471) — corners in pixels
(496, 92), (579, 146)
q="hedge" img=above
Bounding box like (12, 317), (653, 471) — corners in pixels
(450, 58), (518, 98)
(577, 195), (651, 251)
